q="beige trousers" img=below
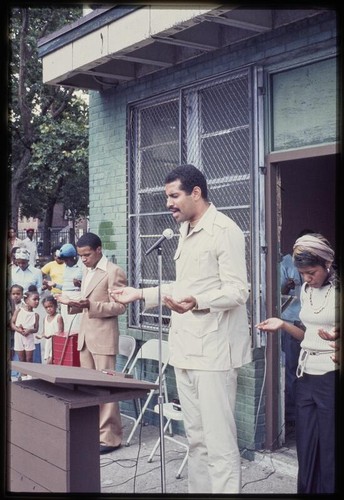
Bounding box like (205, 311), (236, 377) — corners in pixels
(174, 367), (241, 494)
(80, 346), (123, 447)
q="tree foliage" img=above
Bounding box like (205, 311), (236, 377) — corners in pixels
(22, 95), (89, 219)
(8, 7), (89, 250)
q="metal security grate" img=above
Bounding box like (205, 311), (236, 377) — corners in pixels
(129, 69), (253, 332)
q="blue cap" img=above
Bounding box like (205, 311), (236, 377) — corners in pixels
(57, 243), (77, 258)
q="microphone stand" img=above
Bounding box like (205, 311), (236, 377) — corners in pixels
(156, 245), (167, 493)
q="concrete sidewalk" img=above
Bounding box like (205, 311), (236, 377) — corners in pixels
(100, 419), (298, 495)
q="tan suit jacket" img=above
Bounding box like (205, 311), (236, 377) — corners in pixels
(70, 261), (127, 354)
(143, 204), (252, 370)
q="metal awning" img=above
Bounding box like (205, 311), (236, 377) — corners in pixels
(38, 5), (323, 91)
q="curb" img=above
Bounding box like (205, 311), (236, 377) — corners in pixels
(253, 447), (298, 478)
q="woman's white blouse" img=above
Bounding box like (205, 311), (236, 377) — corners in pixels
(299, 282), (338, 375)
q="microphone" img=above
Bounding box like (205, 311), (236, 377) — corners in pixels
(145, 228), (174, 256)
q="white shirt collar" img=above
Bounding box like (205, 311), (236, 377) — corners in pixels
(89, 254), (108, 272)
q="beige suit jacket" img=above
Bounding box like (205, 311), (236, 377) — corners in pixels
(70, 260), (127, 355)
(143, 204), (252, 370)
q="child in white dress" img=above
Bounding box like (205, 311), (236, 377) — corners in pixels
(11, 290), (40, 378)
(8, 284), (24, 380)
(36, 295), (64, 364)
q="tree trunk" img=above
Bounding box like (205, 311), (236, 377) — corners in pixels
(10, 10), (34, 228)
(42, 204), (54, 256)
(10, 148), (32, 227)
(42, 176), (64, 255)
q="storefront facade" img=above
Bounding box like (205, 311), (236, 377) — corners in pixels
(38, 6), (339, 453)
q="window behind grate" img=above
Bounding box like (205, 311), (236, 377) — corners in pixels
(129, 69), (253, 333)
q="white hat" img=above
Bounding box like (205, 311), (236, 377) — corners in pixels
(15, 248), (30, 260)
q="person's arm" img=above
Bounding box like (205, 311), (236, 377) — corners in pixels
(33, 243), (38, 261)
(110, 284), (174, 311)
(41, 262), (50, 276)
(56, 314), (64, 334)
(73, 278), (82, 288)
(56, 294), (83, 313)
(280, 255), (300, 295)
(47, 281), (62, 290)
(10, 308), (22, 333)
(41, 263), (52, 290)
(328, 342), (340, 364)
(192, 224), (249, 312)
(281, 278), (296, 295)
(318, 327), (340, 364)
(162, 295), (197, 313)
(318, 326), (339, 341)
(36, 318), (47, 339)
(159, 226), (249, 315)
(112, 226), (249, 315)
(63, 265), (127, 317)
(255, 317), (304, 341)
(34, 268), (43, 295)
(109, 286), (143, 304)
(23, 313), (39, 336)
(87, 266), (127, 318)
(7, 298), (15, 328)
(30, 312), (39, 335)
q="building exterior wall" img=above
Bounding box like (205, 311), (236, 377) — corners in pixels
(87, 10), (336, 451)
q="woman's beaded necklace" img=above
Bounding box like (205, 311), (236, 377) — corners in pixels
(309, 282), (333, 314)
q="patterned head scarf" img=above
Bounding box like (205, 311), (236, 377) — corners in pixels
(15, 248), (30, 261)
(293, 234), (334, 264)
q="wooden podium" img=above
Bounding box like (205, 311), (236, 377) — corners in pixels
(8, 362), (157, 493)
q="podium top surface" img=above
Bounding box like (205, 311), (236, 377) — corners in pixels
(11, 361), (157, 391)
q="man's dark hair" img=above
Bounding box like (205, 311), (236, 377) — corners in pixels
(77, 232), (102, 250)
(164, 164), (208, 200)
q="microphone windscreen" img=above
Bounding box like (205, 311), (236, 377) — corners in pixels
(162, 228), (174, 240)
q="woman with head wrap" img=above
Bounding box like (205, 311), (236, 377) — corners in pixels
(256, 233), (339, 494)
(10, 248), (43, 295)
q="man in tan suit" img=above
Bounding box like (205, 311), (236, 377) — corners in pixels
(110, 165), (251, 492)
(57, 232), (127, 454)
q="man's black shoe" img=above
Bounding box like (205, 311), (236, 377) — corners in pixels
(99, 444), (122, 455)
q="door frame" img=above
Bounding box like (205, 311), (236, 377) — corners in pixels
(263, 143), (338, 450)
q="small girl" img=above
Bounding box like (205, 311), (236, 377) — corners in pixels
(11, 290), (40, 372)
(8, 285), (24, 379)
(36, 295), (64, 364)
(9, 284), (24, 311)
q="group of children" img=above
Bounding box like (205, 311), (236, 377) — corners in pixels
(8, 242), (84, 380)
(8, 284), (64, 378)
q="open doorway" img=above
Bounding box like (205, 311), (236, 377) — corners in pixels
(277, 154), (337, 445)
(279, 155), (336, 257)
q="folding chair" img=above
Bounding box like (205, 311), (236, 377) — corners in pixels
(148, 402), (189, 479)
(117, 334), (136, 373)
(123, 338), (170, 447)
(117, 335), (139, 419)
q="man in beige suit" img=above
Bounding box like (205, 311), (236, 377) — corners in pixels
(57, 232), (127, 454)
(110, 165), (252, 493)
